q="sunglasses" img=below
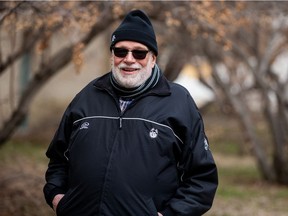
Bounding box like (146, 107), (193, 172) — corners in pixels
(112, 47), (150, 60)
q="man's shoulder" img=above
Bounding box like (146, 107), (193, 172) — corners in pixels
(169, 81), (191, 96)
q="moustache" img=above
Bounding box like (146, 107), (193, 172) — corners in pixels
(118, 63), (142, 70)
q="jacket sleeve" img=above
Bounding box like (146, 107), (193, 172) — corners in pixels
(43, 104), (74, 208)
(161, 95), (218, 216)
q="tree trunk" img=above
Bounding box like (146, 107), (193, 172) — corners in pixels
(210, 62), (276, 181)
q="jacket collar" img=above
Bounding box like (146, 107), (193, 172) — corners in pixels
(93, 71), (171, 98)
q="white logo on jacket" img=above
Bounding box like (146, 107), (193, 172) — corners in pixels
(149, 128), (158, 138)
(204, 138), (209, 150)
(80, 122), (89, 130)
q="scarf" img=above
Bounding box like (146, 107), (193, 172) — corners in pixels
(110, 64), (160, 98)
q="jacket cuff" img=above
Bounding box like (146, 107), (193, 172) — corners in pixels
(161, 206), (176, 216)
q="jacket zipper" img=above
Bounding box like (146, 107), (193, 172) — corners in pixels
(119, 117), (123, 129)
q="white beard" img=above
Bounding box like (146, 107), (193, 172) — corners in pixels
(111, 56), (154, 88)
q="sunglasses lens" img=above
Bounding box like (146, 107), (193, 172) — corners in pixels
(113, 48), (128, 58)
(113, 47), (149, 60)
(132, 50), (148, 59)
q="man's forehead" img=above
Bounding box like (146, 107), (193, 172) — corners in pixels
(114, 41), (148, 49)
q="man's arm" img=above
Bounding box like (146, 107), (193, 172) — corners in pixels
(160, 95), (218, 216)
(43, 107), (73, 208)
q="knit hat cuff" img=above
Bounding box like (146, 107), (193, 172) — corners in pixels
(110, 29), (158, 55)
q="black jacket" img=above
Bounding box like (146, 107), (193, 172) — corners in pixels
(44, 72), (218, 216)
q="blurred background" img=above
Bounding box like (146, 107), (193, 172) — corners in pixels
(0, 1), (288, 216)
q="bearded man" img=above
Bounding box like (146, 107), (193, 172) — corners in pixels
(43, 9), (218, 216)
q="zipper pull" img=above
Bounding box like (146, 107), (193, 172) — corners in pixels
(119, 117), (122, 129)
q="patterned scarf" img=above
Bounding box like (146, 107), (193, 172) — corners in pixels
(110, 64), (160, 98)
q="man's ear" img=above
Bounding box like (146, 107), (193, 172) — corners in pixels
(151, 54), (157, 67)
(110, 54), (114, 67)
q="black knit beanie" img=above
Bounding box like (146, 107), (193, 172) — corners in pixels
(110, 10), (158, 56)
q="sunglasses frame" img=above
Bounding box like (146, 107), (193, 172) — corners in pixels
(112, 47), (150, 60)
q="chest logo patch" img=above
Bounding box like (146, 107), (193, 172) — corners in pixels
(149, 128), (158, 138)
(80, 122), (89, 130)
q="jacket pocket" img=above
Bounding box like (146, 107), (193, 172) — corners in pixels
(56, 190), (72, 216)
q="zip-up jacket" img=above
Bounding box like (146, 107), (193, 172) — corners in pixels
(43, 72), (218, 216)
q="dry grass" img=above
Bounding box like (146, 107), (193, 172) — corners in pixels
(0, 143), (54, 216)
(207, 154), (288, 216)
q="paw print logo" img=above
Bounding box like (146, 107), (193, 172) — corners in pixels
(149, 128), (158, 139)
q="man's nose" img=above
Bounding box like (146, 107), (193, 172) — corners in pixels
(124, 51), (136, 63)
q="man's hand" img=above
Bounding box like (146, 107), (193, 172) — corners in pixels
(52, 194), (65, 211)
(158, 213), (163, 216)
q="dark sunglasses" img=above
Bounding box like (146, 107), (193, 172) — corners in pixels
(112, 47), (150, 60)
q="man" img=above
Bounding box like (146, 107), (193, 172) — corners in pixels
(43, 10), (218, 216)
